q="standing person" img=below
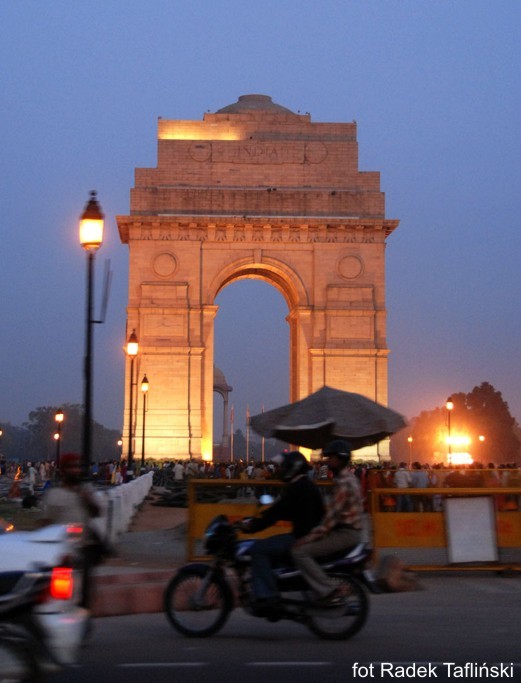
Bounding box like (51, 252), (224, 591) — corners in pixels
(240, 451), (325, 616)
(39, 452), (104, 609)
(291, 440), (364, 606)
(26, 462), (37, 494)
(410, 462), (430, 511)
(173, 460), (184, 481)
(394, 461), (413, 511)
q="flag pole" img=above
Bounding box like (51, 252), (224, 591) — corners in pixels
(246, 405), (250, 462)
(230, 404), (235, 462)
(261, 404), (265, 463)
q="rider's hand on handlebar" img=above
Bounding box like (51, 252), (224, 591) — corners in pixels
(238, 517), (254, 533)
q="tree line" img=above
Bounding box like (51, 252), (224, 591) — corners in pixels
(0, 404), (121, 463)
(2, 382), (519, 465)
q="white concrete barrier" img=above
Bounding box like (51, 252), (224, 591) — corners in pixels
(93, 472), (154, 543)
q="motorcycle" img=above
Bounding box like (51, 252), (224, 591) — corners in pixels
(164, 513), (376, 640)
(0, 524), (89, 681)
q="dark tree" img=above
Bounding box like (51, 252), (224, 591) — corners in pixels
(391, 382), (520, 465)
(21, 404), (121, 463)
(464, 382), (519, 463)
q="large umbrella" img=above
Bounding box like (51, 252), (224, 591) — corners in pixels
(250, 385), (407, 450)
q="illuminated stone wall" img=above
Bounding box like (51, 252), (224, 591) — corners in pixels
(117, 95), (399, 462)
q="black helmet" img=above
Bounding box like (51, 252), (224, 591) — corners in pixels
(271, 451), (310, 482)
(322, 439), (352, 461)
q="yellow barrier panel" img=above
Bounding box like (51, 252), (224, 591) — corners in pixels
(186, 479), (520, 570)
(187, 479), (332, 560)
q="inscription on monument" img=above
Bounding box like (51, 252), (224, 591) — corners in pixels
(189, 141), (328, 165)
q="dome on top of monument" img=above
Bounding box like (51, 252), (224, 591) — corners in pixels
(214, 366), (232, 392)
(216, 94), (295, 115)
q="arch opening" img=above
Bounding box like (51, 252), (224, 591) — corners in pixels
(212, 278), (289, 461)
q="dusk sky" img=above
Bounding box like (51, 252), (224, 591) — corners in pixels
(1, 1), (520, 441)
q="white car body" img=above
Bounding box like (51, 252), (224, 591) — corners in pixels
(0, 524), (89, 678)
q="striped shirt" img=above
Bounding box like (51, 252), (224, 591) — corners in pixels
(301, 467), (363, 543)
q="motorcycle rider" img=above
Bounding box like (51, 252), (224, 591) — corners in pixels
(39, 452), (103, 609)
(240, 451), (324, 616)
(292, 439), (364, 606)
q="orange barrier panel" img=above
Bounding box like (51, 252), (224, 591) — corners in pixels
(187, 479), (332, 560)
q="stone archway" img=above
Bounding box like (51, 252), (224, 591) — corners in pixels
(117, 94), (399, 461)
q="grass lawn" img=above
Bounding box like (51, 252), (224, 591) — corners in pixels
(0, 498), (42, 531)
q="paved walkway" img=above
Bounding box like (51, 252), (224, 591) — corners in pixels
(101, 487), (187, 571)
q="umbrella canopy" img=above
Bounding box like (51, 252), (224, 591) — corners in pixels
(250, 386), (407, 450)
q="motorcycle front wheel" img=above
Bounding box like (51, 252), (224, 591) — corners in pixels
(307, 573), (369, 640)
(164, 566), (233, 637)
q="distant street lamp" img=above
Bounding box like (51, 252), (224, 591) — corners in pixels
(446, 398), (454, 464)
(79, 191), (104, 479)
(54, 409), (64, 466)
(140, 375), (149, 470)
(126, 330), (139, 478)
(407, 436), (413, 468)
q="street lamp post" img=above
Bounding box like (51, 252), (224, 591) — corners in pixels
(140, 375), (149, 471)
(446, 398), (454, 464)
(54, 409), (64, 467)
(407, 436), (413, 468)
(126, 330), (139, 478)
(79, 191), (104, 479)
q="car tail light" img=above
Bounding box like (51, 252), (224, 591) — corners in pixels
(50, 567), (74, 600)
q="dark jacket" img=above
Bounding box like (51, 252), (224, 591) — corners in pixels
(249, 474), (325, 539)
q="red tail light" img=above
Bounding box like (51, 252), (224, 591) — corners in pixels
(50, 567), (74, 600)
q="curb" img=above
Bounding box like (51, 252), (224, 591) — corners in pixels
(92, 569), (173, 617)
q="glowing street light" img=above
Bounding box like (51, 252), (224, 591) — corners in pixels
(407, 436), (413, 468)
(126, 329), (139, 478)
(140, 374), (149, 471)
(54, 409), (64, 466)
(446, 398), (454, 463)
(79, 192), (104, 478)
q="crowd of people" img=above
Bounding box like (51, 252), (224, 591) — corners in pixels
(1, 454), (519, 503)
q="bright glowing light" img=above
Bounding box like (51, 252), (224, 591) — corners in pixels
(79, 191), (104, 251)
(158, 121), (242, 141)
(126, 330), (138, 357)
(299, 448), (312, 461)
(449, 452), (474, 465)
(446, 435), (471, 447)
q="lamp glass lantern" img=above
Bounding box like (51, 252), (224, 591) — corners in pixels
(126, 330), (139, 476)
(79, 191), (104, 251)
(127, 330), (139, 357)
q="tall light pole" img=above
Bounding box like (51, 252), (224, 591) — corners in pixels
(79, 191), (104, 479)
(446, 397), (454, 464)
(126, 329), (139, 478)
(140, 374), (149, 471)
(407, 436), (413, 468)
(54, 409), (64, 467)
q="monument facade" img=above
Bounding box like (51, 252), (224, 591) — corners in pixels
(117, 94), (399, 461)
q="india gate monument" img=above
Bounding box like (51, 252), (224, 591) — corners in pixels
(117, 94), (399, 462)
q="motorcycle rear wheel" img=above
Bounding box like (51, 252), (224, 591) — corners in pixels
(164, 566), (233, 637)
(307, 573), (369, 640)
